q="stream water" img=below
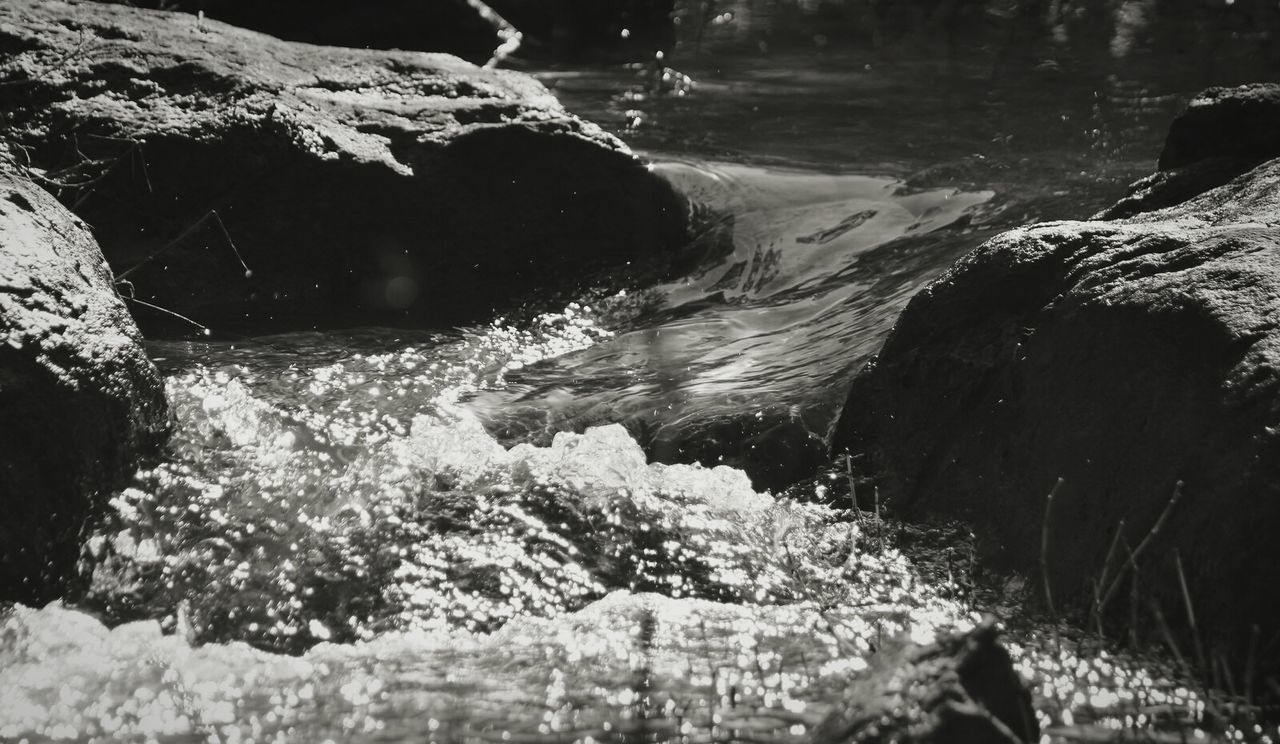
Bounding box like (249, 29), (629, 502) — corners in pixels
(2, 43), (1275, 744)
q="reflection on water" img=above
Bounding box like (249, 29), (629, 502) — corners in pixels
(667, 0), (1280, 88)
(470, 161), (994, 487)
(543, 55), (1176, 198)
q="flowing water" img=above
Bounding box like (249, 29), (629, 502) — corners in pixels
(2, 43), (1276, 744)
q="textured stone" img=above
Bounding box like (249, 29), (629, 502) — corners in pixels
(835, 154), (1280, 660)
(0, 162), (168, 602)
(0, 0), (686, 334)
(1158, 84), (1280, 171)
(1102, 83), (1280, 219)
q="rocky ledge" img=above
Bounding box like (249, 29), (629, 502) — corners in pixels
(0, 0), (686, 334)
(0, 161), (169, 603)
(835, 84), (1280, 663)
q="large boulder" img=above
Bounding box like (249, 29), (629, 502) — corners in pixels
(0, 0), (686, 334)
(834, 125), (1280, 658)
(0, 162), (169, 603)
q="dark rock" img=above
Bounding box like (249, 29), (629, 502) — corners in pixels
(1099, 158), (1259, 220)
(834, 156), (1280, 661)
(0, 0), (686, 335)
(0, 162), (169, 603)
(96, 0), (677, 64)
(1102, 84), (1280, 219)
(1158, 84), (1280, 171)
(811, 624), (1038, 744)
(644, 407), (830, 491)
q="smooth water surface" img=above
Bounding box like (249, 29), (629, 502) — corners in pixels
(471, 161), (994, 485)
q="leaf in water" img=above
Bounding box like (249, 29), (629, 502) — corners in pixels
(796, 209), (879, 245)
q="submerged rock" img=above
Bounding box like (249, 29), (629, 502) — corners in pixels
(0, 163), (168, 602)
(0, 0), (686, 334)
(812, 624), (1038, 744)
(835, 102), (1280, 661)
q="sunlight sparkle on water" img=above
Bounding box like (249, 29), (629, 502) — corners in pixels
(0, 299), (988, 740)
(3, 300), (1261, 742)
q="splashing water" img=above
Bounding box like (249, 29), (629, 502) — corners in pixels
(2, 296), (1266, 743)
(3, 301), (987, 741)
(78, 298), (971, 643)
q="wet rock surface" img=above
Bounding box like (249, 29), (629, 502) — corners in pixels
(812, 624), (1038, 744)
(0, 162), (168, 603)
(1158, 84), (1280, 171)
(0, 0), (686, 335)
(1102, 83), (1280, 219)
(835, 95), (1280, 661)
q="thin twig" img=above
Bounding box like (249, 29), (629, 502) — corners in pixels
(134, 141), (153, 193)
(1040, 477), (1065, 619)
(1152, 603), (1190, 678)
(71, 143), (137, 209)
(1128, 534), (1139, 649)
(1245, 624), (1259, 708)
(1216, 652), (1238, 703)
(116, 209), (251, 281)
(1174, 551), (1207, 676)
(121, 295), (211, 335)
(1091, 518), (1125, 635)
(873, 486), (883, 552)
(845, 454), (865, 529)
(24, 135), (148, 209)
(1097, 480), (1184, 615)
